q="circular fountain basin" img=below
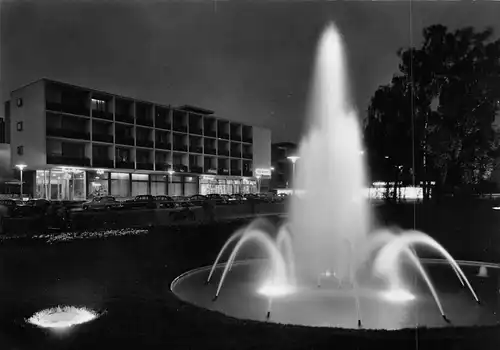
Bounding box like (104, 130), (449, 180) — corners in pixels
(171, 259), (500, 330)
(26, 305), (101, 331)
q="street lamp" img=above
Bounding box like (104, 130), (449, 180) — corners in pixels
(287, 156), (300, 194)
(16, 164), (27, 199)
(167, 170), (175, 195)
(256, 175), (262, 193)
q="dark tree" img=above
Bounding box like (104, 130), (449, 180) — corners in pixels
(365, 25), (500, 199)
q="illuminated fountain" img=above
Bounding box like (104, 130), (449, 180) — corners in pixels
(172, 23), (500, 329)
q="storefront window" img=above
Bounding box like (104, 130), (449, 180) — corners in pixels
(167, 175), (183, 196)
(151, 174), (167, 196)
(199, 176), (257, 195)
(111, 172), (130, 198)
(35, 168), (86, 200)
(131, 173), (149, 196)
(88, 170), (109, 198)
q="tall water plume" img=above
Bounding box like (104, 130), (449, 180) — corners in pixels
(290, 23), (372, 282)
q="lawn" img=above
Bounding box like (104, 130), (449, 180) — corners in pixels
(0, 201), (499, 350)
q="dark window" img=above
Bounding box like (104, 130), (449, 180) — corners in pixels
(17, 146), (24, 155)
(16, 122), (23, 131)
(16, 98), (23, 107)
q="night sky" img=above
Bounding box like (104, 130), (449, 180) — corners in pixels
(1, 1), (499, 143)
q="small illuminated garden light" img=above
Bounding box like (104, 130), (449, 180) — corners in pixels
(27, 306), (100, 330)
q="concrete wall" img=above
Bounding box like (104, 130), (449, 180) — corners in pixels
(0, 144), (12, 182)
(10, 80), (46, 170)
(252, 126), (271, 175)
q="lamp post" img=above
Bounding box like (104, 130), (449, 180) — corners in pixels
(16, 164), (27, 199)
(167, 170), (175, 195)
(287, 156), (300, 194)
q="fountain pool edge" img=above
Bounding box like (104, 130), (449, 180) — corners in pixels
(171, 258), (500, 331)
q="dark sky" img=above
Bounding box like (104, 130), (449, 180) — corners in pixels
(1, 1), (499, 143)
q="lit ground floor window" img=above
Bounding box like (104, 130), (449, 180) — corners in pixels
(199, 176), (257, 195)
(33, 168), (260, 200)
(36, 168), (86, 201)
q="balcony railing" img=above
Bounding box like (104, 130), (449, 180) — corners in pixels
(190, 165), (203, 174)
(115, 136), (135, 146)
(173, 164), (188, 172)
(115, 113), (134, 124)
(231, 133), (242, 141)
(190, 146), (203, 154)
(218, 149), (230, 156)
(204, 147), (216, 155)
(231, 168), (242, 176)
(46, 102), (90, 117)
(136, 118), (153, 127)
(189, 127), (203, 135)
(93, 133), (113, 143)
(242, 152), (253, 159)
(230, 150), (242, 158)
(136, 139), (154, 148)
(92, 110), (113, 120)
(155, 142), (171, 150)
(242, 136), (253, 143)
(116, 161), (135, 169)
(204, 168), (218, 174)
(218, 132), (230, 140)
(173, 144), (188, 152)
(173, 125), (188, 133)
(218, 168), (230, 175)
(155, 163), (171, 171)
(243, 170), (253, 177)
(93, 158), (114, 168)
(136, 162), (154, 170)
(47, 128), (90, 141)
(47, 154), (90, 167)
(204, 129), (217, 138)
(156, 121), (171, 130)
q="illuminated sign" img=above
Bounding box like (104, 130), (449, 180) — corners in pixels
(255, 168), (272, 177)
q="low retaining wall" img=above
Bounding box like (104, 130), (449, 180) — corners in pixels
(1, 203), (287, 235)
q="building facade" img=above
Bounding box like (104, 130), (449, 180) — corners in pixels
(8, 79), (272, 200)
(270, 142), (298, 190)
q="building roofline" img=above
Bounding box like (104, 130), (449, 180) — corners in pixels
(177, 105), (214, 115)
(9, 78), (273, 132)
(272, 142), (297, 148)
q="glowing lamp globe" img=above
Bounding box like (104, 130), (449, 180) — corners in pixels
(257, 283), (295, 298)
(381, 289), (415, 303)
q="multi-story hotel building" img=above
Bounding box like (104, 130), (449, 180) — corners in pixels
(7, 79), (272, 200)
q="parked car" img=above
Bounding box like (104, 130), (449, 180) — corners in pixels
(155, 195), (176, 208)
(188, 194), (208, 206)
(82, 196), (121, 211)
(169, 196), (192, 208)
(230, 194), (247, 204)
(206, 194), (230, 205)
(14, 199), (51, 217)
(123, 195), (157, 209)
(0, 199), (18, 217)
(243, 193), (267, 202)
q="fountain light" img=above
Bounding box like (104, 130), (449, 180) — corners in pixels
(381, 288), (415, 303)
(27, 305), (100, 330)
(257, 282), (295, 298)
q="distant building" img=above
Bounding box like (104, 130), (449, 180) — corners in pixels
(271, 142), (298, 190)
(7, 78), (273, 199)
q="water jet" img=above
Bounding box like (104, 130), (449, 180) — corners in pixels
(172, 22), (500, 330)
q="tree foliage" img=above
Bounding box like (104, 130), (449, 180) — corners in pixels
(365, 25), (500, 193)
